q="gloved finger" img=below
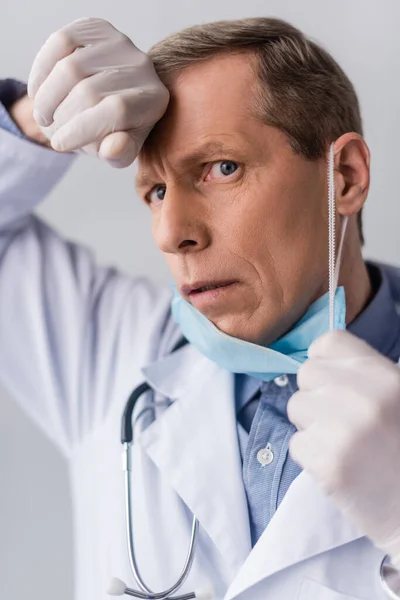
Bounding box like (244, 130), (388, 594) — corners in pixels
(28, 18), (121, 99)
(99, 132), (140, 168)
(50, 103), (110, 152)
(38, 121), (57, 145)
(289, 429), (342, 496)
(50, 90), (152, 152)
(33, 50), (91, 127)
(287, 390), (316, 430)
(288, 430), (317, 471)
(51, 75), (99, 129)
(34, 42), (125, 127)
(287, 387), (345, 430)
(296, 357), (350, 391)
(52, 68), (135, 130)
(50, 99), (145, 155)
(287, 385), (357, 430)
(28, 31), (77, 99)
(308, 330), (380, 361)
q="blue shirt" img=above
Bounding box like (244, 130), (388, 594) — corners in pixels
(2, 80), (400, 550)
(236, 263), (400, 546)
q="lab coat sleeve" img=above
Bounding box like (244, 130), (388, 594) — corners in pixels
(0, 128), (173, 457)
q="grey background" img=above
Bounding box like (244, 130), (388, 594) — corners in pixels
(0, 1), (399, 599)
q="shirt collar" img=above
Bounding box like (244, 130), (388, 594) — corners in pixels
(235, 373), (262, 413)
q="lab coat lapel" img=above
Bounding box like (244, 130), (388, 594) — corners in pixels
(225, 470), (364, 600)
(139, 344), (252, 575)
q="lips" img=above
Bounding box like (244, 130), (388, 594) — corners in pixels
(181, 281), (236, 296)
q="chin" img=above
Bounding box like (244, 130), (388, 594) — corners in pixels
(213, 310), (290, 346)
(212, 316), (262, 344)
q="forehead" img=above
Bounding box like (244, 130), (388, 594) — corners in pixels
(137, 52), (261, 177)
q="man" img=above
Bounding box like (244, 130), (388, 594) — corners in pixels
(1, 16), (400, 600)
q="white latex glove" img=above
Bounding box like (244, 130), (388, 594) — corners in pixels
(28, 17), (169, 167)
(287, 330), (400, 568)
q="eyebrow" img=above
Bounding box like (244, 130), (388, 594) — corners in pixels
(135, 171), (159, 192)
(135, 140), (241, 191)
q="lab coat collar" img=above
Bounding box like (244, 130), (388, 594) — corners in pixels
(224, 471), (364, 599)
(140, 344), (365, 597)
(139, 343), (252, 577)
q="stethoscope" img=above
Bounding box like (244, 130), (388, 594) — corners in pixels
(108, 338), (212, 600)
(105, 323), (400, 600)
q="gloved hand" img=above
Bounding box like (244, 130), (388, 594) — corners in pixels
(28, 17), (169, 168)
(287, 330), (400, 569)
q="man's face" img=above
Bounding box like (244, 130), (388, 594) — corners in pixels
(137, 53), (330, 345)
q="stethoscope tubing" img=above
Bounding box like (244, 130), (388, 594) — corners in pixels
(119, 337), (199, 600)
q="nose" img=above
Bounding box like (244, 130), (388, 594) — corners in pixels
(153, 186), (211, 255)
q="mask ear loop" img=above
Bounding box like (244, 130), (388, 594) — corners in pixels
(328, 143), (348, 331)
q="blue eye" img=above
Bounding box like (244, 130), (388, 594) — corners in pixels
(220, 161), (238, 176)
(148, 185), (166, 204)
(207, 161), (239, 180)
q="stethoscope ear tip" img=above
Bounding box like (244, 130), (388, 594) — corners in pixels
(107, 577), (127, 596)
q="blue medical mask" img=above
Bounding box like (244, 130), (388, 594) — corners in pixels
(171, 143), (347, 381)
(171, 286), (345, 381)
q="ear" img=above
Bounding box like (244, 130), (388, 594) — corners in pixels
(332, 133), (370, 216)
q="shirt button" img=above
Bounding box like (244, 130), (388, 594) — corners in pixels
(257, 443), (274, 466)
(274, 374), (289, 387)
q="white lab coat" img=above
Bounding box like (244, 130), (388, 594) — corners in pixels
(0, 127), (395, 600)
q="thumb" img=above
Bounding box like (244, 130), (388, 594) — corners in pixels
(99, 132), (140, 168)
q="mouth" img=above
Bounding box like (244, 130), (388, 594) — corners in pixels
(181, 281), (237, 297)
(180, 280), (239, 312)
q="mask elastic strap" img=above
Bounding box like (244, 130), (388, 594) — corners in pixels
(328, 143), (348, 331)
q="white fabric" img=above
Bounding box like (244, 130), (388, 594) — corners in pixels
(0, 128), (392, 600)
(289, 330), (400, 570)
(28, 17), (169, 167)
